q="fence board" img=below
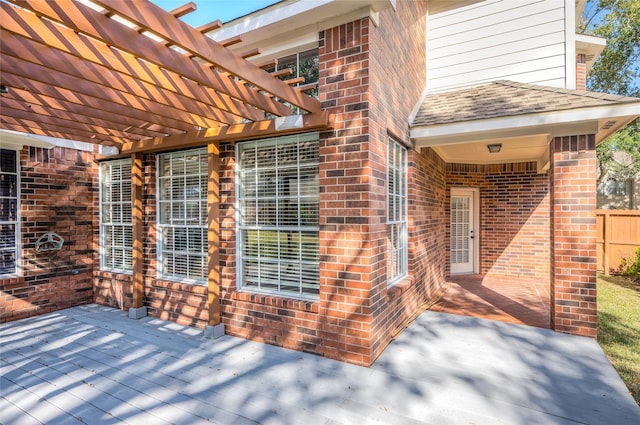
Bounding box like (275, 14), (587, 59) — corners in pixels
(596, 210), (640, 274)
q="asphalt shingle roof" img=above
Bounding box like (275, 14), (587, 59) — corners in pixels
(411, 80), (640, 127)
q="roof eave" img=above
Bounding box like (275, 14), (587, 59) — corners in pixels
(411, 102), (640, 148)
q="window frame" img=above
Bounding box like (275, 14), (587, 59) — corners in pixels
(387, 137), (408, 286)
(99, 158), (133, 273)
(156, 148), (208, 284)
(0, 148), (20, 277)
(236, 133), (320, 299)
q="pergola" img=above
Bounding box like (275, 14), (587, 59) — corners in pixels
(0, 0), (330, 331)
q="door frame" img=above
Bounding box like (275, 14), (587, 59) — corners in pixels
(450, 187), (480, 275)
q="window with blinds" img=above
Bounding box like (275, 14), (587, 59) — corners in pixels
(157, 148), (208, 282)
(237, 134), (319, 298)
(100, 159), (133, 272)
(387, 137), (408, 285)
(0, 149), (19, 276)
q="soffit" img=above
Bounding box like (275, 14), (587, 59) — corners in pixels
(0, 0), (326, 154)
(411, 80), (640, 170)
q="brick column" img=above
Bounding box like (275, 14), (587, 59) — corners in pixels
(550, 135), (597, 337)
(576, 53), (587, 91)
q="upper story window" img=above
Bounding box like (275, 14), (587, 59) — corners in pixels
(100, 159), (133, 272)
(157, 148), (208, 283)
(387, 137), (408, 286)
(266, 48), (319, 114)
(237, 133), (320, 299)
(0, 149), (19, 277)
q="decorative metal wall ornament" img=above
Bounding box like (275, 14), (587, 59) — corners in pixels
(35, 232), (64, 252)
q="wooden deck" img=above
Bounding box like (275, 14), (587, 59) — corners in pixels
(2, 304), (639, 425)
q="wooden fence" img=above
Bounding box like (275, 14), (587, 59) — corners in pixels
(596, 210), (640, 275)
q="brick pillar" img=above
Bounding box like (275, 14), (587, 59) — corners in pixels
(576, 53), (587, 91)
(550, 135), (597, 337)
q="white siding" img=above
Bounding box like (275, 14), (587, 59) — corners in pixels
(427, 0), (568, 91)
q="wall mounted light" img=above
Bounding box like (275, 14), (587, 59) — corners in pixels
(487, 143), (502, 153)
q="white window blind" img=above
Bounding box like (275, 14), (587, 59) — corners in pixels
(100, 159), (133, 272)
(0, 149), (19, 276)
(387, 137), (408, 285)
(237, 134), (319, 298)
(157, 148), (207, 282)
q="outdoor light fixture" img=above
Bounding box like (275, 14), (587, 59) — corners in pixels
(487, 143), (502, 153)
(0, 85), (8, 94)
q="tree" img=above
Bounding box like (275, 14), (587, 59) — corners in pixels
(580, 0), (640, 185)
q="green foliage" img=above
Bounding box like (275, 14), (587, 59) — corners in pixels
(619, 246), (640, 277)
(581, 0), (640, 184)
(597, 275), (640, 404)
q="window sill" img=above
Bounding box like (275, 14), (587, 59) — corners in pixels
(232, 290), (319, 314)
(386, 276), (413, 302)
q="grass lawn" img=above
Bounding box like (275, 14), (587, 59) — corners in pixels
(597, 274), (640, 405)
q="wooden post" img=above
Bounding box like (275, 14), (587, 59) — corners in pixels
(207, 142), (221, 326)
(131, 152), (144, 308)
(603, 211), (611, 276)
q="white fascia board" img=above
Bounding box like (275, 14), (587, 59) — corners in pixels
(411, 102), (640, 146)
(212, 0), (334, 41)
(565, 0), (576, 89)
(0, 129), (95, 152)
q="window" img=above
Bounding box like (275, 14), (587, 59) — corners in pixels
(157, 148), (208, 282)
(237, 134), (319, 298)
(100, 159), (133, 271)
(1, 149), (19, 276)
(387, 137), (408, 285)
(266, 48), (319, 114)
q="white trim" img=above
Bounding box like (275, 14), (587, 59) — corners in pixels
(565, 0), (576, 89)
(0, 129), (95, 152)
(0, 149), (20, 277)
(411, 102), (640, 146)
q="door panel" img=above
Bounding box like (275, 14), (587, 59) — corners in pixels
(451, 188), (476, 274)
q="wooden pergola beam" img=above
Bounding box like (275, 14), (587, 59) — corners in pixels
(0, 69), (199, 134)
(7, 1), (293, 117)
(117, 111), (333, 155)
(169, 2), (196, 19)
(0, 88), (169, 139)
(91, 0), (322, 113)
(0, 40), (231, 129)
(0, 4), (265, 122)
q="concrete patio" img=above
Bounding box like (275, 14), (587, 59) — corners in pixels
(1, 304), (639, 425)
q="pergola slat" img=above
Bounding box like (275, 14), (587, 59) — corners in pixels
(91, 0), (321, 113)
(0, 0), (331, 151)
(1, 117), (127, 145)
(0, 78), (190, 136)
(0, 90), (168, 138)
(0, 35), (234, 128)
(7, 1), (294, 117)
(0, 4), (264, 122)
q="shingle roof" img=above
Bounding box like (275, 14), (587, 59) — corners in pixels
(411, 80), (640, 127)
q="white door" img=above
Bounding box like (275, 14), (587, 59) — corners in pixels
(450, 188), (477, 274)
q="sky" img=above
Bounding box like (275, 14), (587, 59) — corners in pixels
(152, 0), (280, 25)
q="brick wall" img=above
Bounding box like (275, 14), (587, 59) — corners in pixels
(90, 4), (440, 366)
(550, 135), (597, 337)
(1, 146), (97, 322)
(576, 53), (587, 91)
(446, 162), (551, 280)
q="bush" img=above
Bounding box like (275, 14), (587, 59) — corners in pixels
(619, 246), (640, 277)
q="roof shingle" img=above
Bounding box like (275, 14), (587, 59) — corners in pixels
(411, 80), (640, 127)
